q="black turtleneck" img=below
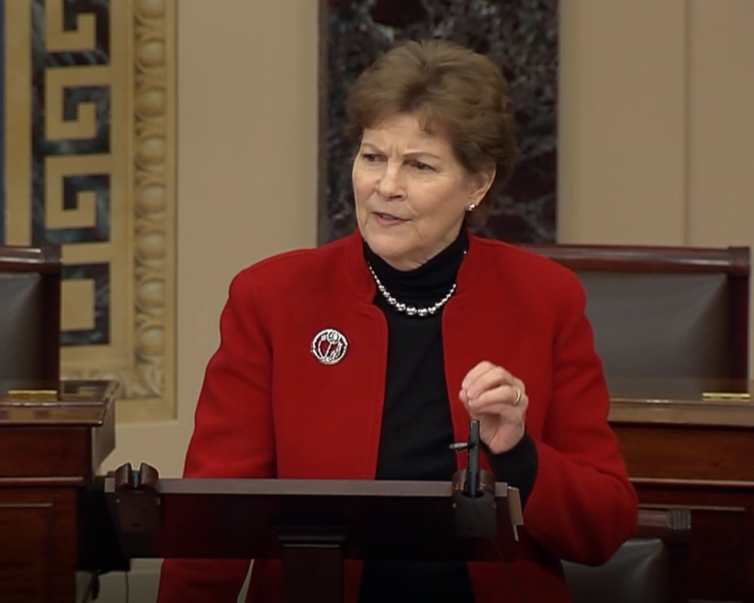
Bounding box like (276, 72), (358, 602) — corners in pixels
(358, 228), (538, 603)
(367, 228), (467, 483)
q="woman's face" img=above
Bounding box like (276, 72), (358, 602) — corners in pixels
(352, 113), (494, 271)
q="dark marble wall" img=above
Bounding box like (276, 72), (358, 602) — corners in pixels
(320, 0), (559, 244)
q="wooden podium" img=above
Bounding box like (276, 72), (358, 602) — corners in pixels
(5, 376), (754, 602)
(0, 379), (119, 603)
(104, 423), (523, 603)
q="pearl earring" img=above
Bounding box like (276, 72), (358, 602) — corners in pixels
(466, 203), (477, 212)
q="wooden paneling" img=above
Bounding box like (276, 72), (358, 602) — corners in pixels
(610, 378), (754, 602)
(616, 425), (754, 482)
(0, 428), (90, 480)
(0, 381), (116, 603)
(0, 489), (77, 603)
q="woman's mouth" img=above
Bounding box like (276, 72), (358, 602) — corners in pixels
(373, 212), (408, 226)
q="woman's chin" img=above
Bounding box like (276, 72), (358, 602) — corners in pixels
(365, 237), (412, 267)
(371, 241), (407, 261)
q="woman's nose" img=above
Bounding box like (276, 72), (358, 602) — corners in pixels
(375, 164), (405, 199)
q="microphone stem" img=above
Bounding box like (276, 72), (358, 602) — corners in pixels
(468, 420), (480, 498)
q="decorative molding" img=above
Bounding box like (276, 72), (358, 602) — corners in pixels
(130, 0), (176, 409)
(58, 0), (177, 422)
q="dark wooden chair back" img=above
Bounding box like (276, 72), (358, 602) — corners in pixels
(0, 245), (62, 382)
(520, 243), (750, 379)
(563, 508), (691, 603)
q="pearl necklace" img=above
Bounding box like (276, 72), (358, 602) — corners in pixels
(367, 263), (457, 318)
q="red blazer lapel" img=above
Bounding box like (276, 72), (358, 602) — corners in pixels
(442, 234), (537, 473)
(274, 233), (389, 480)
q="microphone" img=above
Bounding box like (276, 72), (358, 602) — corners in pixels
(449, 419), (482, 498)
(451, 422), (529, 602)
(449, 419), (496, 538)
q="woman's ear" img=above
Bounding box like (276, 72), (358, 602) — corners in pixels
(469, 163), (497, 205)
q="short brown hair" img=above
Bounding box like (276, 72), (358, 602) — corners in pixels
(346, 39), (520, 222)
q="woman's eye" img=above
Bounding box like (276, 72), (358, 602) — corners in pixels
(361, 153), (382, 162)
(412, 161), (433, 171)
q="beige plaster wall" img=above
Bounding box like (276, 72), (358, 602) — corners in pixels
(559, 0), (753, 249)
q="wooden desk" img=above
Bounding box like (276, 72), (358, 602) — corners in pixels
(609, 378), (754, 603)
(0, 380), (117, 603)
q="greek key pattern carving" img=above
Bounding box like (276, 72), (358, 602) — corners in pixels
(5, 0), (177, 421)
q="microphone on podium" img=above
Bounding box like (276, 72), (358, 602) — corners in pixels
(449, 419), (483, 498)
(449, 419), (497, 538)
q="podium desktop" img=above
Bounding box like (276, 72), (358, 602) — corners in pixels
(105, 421), (523, 603)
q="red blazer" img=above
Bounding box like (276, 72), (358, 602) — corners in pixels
(157, 230), (638, 603)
